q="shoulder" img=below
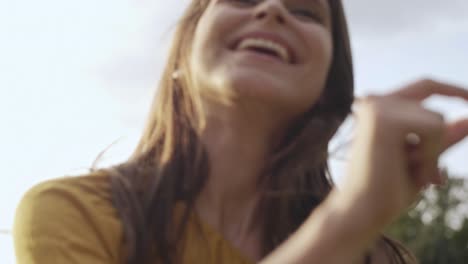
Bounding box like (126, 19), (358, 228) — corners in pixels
(22, 170), (113, 203)
(14, 170), (125, 263)
(15, 170), (116, 228)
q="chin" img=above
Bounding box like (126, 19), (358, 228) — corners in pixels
(222, 71), (285, 102)
(215, 73), (310, 117)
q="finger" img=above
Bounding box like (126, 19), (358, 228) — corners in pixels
(389, 79), (468, 102)
(414, 150), (440, 188)
(409, 162), (427, 190)
(433, 167), (449, 186)
(427, 160), (441, 185)
(442, 118), (468, 151)
(406, 145), (422, 163)
(404, 110), (445, 189)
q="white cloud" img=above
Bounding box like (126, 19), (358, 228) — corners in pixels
(343, 0), (468, 38)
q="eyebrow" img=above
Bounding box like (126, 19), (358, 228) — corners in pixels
(310, 0), (331, 21)
(312, 0), (330, 14)
(286, 0), (332, 21)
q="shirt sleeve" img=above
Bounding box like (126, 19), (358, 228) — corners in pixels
(13, 175), (125, 264)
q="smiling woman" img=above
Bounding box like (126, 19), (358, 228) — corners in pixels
(12, 0), (468, 264)
(191, 0), (334, 120)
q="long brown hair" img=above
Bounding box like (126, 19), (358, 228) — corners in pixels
(104, 0), (415, 263)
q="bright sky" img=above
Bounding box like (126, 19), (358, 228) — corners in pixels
(1, 1), (467, 263)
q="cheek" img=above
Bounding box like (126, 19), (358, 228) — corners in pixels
(306, 31), (333, 82)
(310, 32), (333, 72)
(189, 27), (217, 94)
(190, 12), (244, 98)
(295, 33), (333, 109)
(190, 12), (225, 78)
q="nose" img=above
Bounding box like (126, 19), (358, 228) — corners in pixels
(254, 0), (287, 24)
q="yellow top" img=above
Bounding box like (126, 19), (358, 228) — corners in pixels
(13, 172), (253, 264)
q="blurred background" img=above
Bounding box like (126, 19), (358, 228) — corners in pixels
(1, 0), (467, 263)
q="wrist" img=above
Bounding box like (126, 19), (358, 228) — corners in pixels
(323, 189), (385, 238)
(260, 189), (383, 264)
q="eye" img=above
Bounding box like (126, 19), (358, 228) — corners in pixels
(228, 0), (259, 6)
(291, 9), (324, 23)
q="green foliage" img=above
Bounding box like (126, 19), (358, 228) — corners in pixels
(386, 177), (468, 263)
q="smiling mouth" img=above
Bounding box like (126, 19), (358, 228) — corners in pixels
(231, 36), (294, 64)
(238, 47), (286, 62)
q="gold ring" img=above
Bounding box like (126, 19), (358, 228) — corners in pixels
(405, 132), (422, 146)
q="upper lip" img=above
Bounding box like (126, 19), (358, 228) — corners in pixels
(231, 31), (296, 64)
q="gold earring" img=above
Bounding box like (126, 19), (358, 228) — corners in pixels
(172, 69), (182, 80)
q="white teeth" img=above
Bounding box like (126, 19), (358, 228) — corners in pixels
(237, 38), (290, 63)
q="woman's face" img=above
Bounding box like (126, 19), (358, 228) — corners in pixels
(189, 0), (333, 118)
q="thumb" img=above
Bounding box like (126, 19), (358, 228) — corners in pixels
(442, 118), (468, 151)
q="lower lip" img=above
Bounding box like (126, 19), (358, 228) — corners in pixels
(234, 50), (288, 64)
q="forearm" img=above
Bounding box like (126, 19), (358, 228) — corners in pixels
(259, 190), (382, 264)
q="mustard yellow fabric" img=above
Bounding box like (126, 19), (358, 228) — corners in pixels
(14, 172), (253, 264)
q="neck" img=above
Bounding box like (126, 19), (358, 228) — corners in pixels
(195, 100), (286, 239)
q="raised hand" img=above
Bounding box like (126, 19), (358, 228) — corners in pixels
(260, 79), (468, 264)
(342, 79), (468, 229)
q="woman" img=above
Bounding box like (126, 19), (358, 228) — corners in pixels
(14, 0), (468, 263)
